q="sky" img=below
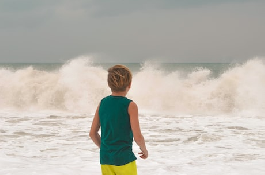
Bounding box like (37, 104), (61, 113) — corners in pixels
(0, 0), (265, 63)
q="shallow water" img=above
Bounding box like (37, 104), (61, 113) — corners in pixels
(1, 111), (264, 175)
(1, 58), (265, 174)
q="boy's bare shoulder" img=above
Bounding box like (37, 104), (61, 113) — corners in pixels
(129, 101), (138, 108)
(128, 101), (138, 115)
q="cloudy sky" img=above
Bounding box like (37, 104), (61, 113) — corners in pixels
(0, 0), (265, 63)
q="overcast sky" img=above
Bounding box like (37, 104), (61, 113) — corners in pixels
(0, 0), (265, 63)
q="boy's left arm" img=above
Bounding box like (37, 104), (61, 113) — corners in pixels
(89, 105), (101, 148)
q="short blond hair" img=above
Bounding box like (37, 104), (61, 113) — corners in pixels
(108, 65), (132, 92)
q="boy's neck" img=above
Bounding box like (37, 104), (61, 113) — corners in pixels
(111, 91), (127, 97)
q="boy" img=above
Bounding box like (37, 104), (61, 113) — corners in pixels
(89, 64), (148, 175)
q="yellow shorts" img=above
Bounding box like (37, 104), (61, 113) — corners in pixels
(101, 161), (137, 175)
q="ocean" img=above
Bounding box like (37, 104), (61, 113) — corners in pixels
(0, 58), (264, 175)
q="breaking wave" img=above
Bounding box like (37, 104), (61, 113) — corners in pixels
(0, 57), (264, 115)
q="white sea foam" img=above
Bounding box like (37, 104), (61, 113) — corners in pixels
(131, 58), (265, 115)
(0, 111), (264, 175)
(0, 57), (109, 113)
(0, 57), (265, 115)
(0, 57), (265, 175)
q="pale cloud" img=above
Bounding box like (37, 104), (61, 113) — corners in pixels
(0, 0), (264, 63)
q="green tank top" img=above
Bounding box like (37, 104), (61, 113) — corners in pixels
(99, 95), (137, 165)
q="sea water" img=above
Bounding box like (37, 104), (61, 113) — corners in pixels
(0, 57), (264, 175)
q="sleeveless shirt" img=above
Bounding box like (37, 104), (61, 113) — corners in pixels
(99, 95), (137, 165)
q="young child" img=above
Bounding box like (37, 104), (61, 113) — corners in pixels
(89, 64), (148, 175)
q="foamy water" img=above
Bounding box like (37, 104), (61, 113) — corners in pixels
(1, 58), (265, 114)
(0, 58), (265, 174)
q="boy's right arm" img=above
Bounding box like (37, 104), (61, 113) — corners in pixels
(128, 102), (148, 159)
(89, 105), (101, 148)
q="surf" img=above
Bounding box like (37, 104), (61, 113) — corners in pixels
(0, 57), (264, 115)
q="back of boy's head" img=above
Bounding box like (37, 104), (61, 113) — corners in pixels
(108, 65), (132, 92)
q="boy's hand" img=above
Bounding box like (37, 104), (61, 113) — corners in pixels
(138, 148), (148, 159)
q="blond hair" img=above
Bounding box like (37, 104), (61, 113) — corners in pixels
(108, 65), (132, 92)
